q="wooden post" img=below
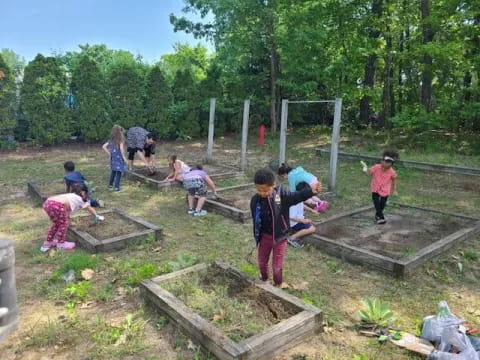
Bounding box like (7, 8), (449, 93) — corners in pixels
(328, 98), (342, 193)
(240, 99), (250, 172)
(206, 98), (216, 163)
(279, 99), (288, 166)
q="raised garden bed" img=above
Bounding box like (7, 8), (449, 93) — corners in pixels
(27, 180), (66, 205)
(141, 261), (322, 360)
(67, 209), (161, 253)
(316, 149), (480, 177)
(306, 204), (480, 277)
(125, 164), (240, 190)
(204, 184), (254, 223)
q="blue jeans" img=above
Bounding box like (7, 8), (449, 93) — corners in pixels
(109, 171), (123, 191)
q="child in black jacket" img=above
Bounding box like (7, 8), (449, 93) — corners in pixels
(250, 168), (322, 287)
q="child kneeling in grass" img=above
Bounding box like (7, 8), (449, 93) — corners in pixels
(287, 182), (317, 249)
(251, 168), (321, 287)
(183, 165), (217, 217)
(41, 183), (104, 252)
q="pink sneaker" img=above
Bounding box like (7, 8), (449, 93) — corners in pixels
(56, 241), (76, 250)
(40, 240), (57, 253)
(314, 201), (329, 213)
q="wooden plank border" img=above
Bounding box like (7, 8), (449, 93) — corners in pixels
(67, 208), (162, 253)
(204, 183), (254, 223)
(308, 204), (480, 277)
(27, 180), (64, 206)
(316, 149), (480, 177)
(141, 261), (322, 360)
(126, 165), (242, 190)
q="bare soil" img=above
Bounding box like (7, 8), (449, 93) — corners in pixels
(133, 164), (234, 182)
(70, 212), (147, 240)
(37, 181), (66, 197)
(162, 264), (299, 341)
(316, 206), (476, 259)
(213, 187), (255, 211)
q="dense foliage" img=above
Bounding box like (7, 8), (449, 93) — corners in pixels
(0, 1), (479, 146)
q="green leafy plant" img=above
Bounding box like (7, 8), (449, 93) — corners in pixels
(126, 263), (159, 285)
(167, 252), (199, 272)
(358, 298), (394, 329)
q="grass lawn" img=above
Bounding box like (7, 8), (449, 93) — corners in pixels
(0, 133), (479, 360)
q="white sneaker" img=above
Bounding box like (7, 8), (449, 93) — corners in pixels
(187, 208), (196, 215)
(194, 210), (207, 217)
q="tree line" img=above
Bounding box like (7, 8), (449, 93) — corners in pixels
(0, 0), (479, 146)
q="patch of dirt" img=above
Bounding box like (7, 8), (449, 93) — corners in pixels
(70, 212), (147, 240)
(132, 163), (234, 183)
(162, 264), (300, 341)
(316, 207), (476, 259)
(213, 187), (255, 211)
(36, 181), (66, 197)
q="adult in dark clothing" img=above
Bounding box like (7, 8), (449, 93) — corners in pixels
(126, 127), (156, 170)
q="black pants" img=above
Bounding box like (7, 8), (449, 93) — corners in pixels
(372, 192), (388, 219)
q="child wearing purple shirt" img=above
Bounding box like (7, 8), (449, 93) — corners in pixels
(183, 165), (217, 217)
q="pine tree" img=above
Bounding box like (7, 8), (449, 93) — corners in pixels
(145, 66), (173, 138)
(107, 55), (145, 129)
(71, 55), (112, 141)
(0, 54), (17, 137)
(21, 54), (70, 145)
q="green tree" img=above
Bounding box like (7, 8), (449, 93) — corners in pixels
(171, 0), (281, 131)
(71, 55), (112, 141)
(107, 52), (145, 129)
(145, 66), (173, 137)
(0, 49), (25, 77)
(21, 54), (70, 145)
(0, 54), (17, 137)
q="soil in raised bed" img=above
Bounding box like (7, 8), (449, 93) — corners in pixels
(211, 187), (255, 211)
(70, 212), (147, 241)
(37, 181), (66, 197)
(162, 264), (300, 342)
(133, 164), (233, 182)
(315, 206), (476, 259)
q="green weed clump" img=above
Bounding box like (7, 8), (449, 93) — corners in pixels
(52, 253), (101, 280)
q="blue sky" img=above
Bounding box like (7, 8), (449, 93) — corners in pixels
(1, 0), (213, 63)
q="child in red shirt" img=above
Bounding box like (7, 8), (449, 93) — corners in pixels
(361, 150), (399, 224)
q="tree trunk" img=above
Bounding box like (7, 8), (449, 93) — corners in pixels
(420, 0), (434, 112)
(270, 42), (279, 132)
(398, 30), (404, 112)
(359, 0), (383, 125)
(380, 33), (394, 127)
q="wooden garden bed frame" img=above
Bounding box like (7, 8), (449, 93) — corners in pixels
(203, 183), (254, 223)
(125, 164), (241, 190)
(306, 204), (480, 277)
(203, 184), (336, 223)
(141, 261), (323, 360)
(27, 180), (64, 205)
(316, 149), (480, 177)
(67, 209), (162, 253)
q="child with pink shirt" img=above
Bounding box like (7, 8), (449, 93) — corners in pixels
(361, 150), (399, 224)
(41, 183), (105, 252)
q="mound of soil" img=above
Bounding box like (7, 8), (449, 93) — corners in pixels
(163, 264), (300, 341)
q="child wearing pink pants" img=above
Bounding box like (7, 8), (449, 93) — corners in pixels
(41, 183), (104, 252)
